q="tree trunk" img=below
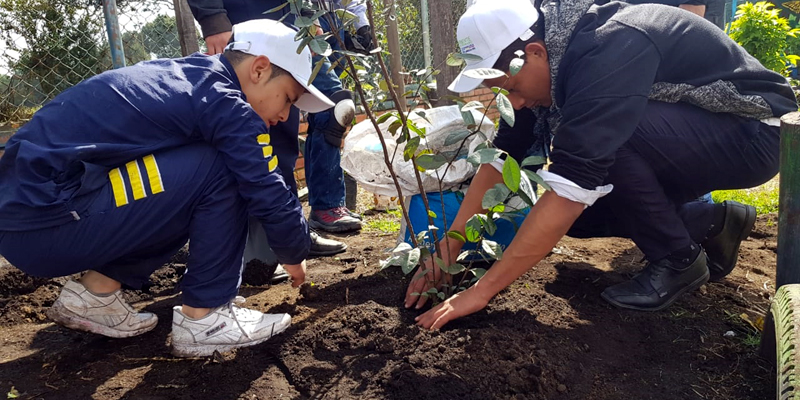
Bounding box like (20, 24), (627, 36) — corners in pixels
(428, 0), (459, 106)
(173, 0), (200, 56)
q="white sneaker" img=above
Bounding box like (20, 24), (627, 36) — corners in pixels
(170, 296), (291, 357)
(46, 280), (158, 338)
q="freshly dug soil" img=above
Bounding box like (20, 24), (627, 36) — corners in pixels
(0, 213), (778, 399)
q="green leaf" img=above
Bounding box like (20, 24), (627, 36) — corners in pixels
(480, 214), (497, 236)
(524, 169), (552, 191)
(402, 248), (421, 275)
(416, 230), (428, 243)
(496, 93), (515, 127)
(376, 112), (395, 124)
(465, 215), (483, 243)
(462, 68), (506, 80)
(437, 292), (446, 300)
(416, 154), (447, 170)
(460, 109), (476, 126)
(388, 119), (403, 136)
(296, 35), (313, 55)
(509, 58), (524, 76)
(460, 101), (485, 112)
(481, 239), (504, 260)
(470, 268), (487, 278)
(263, 2), (289, 14)
(452, 52), (484, 62)
(444, 130), (472, 147)
(467, 148), (504, 166)
(502, 156), (521, 193)
(295, 16), (314, 27)
(521, 155), (547, 167)
(415, 110), (432, 124)
(447, 230), (466, 243)
(403, 136), (421, 161)
(447, 53), (465, 66)
(428, 210), (437, 219)
(308, 57), (325, 86)
(442, 263), (466, 274)
(309, 38), (332, 57)
(491, 87), (509, 96)
(482, 183), (511, 209)
(407, 119), (426, 138)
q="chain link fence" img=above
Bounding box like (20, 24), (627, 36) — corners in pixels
(0, 0), (196, 125)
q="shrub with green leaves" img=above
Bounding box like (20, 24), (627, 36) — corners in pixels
(728, 1), (800, 76)
(287, 0), (548, 303)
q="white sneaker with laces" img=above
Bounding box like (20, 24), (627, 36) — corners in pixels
(170, 296), (291, 357)
(46, 280), (158, 338)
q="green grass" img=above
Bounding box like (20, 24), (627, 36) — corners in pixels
(363, 209), (402, 234)
(711, 177), (780, 214)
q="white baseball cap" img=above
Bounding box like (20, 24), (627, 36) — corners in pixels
(448, 0), (540, 93)
(226, 19), (335, 113)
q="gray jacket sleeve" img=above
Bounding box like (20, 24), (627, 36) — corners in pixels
(187, 0), (232, 38)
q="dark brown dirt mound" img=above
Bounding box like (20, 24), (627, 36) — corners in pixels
(282, 299), (556, 399)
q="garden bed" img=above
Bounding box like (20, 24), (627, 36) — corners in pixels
(0, 211), (778, 399)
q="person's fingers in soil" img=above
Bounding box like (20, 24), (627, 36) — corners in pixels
(405, 266), (432, 308)
(415, 303), (444, 329)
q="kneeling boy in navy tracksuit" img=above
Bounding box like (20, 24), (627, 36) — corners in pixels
(0, 19), (333, 357)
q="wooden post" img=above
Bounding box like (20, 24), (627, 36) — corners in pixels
(429, 0), (459, 105)
(776, 112), (800, 288)
(173, 0), (200, 56)
(385, 0), (406, 112)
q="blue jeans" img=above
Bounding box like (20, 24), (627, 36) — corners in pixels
(305, 14), (348, 211)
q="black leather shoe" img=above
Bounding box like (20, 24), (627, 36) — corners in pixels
(308, 229), (347, 257)
(703, 201), (756, 282)
(601, 250), (709, 311)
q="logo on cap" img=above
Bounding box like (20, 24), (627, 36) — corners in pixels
(458, 37), (476, 53)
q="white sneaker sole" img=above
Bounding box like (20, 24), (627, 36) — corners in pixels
(46, 300), (158, 338)
(170, 317), (291, 358)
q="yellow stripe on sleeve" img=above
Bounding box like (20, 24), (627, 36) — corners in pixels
(125, 160), (147, 200)
(262, 145), (273, 158)
(257, 134), (271, 145)
(108, 168), (129, 207)
(142, 154), (164, 194)
(268, 156), (279, 172)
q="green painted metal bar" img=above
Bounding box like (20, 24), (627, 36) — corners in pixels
(776, 112), (800, 288)
(102, 0), (126, 69)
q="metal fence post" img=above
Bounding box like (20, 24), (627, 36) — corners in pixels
(776, 112), (800, 288)
(102, 0), (126, 69)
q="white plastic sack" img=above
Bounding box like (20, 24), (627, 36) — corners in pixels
(341, 105), (496, 197)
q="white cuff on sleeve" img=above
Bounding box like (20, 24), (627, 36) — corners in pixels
(489, 159), (504, 173)
(537, 170), (613, 207)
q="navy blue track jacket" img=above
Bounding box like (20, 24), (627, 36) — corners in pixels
(0, 54), (310, 264)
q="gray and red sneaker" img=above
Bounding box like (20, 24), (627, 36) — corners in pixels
(309, 207), (362, 233)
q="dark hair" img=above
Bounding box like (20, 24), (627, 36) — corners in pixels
(222, 36), (291, 80)
(492, 18), (545, 72)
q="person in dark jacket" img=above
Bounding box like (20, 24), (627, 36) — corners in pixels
(0, 20), (333, 356)
(409, 0), (797, 329)
(189, 0), (371, 244)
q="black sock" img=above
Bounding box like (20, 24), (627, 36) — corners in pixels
(706, 203), (726, 238)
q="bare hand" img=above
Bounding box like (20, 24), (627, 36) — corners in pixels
(415, 287), (489, 330)
(205, 31), (232, 55)
(283, 261), (306, 288)
(404, 243), (458, 309)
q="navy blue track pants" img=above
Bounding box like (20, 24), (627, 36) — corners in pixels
(0, 143), (248, 308)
